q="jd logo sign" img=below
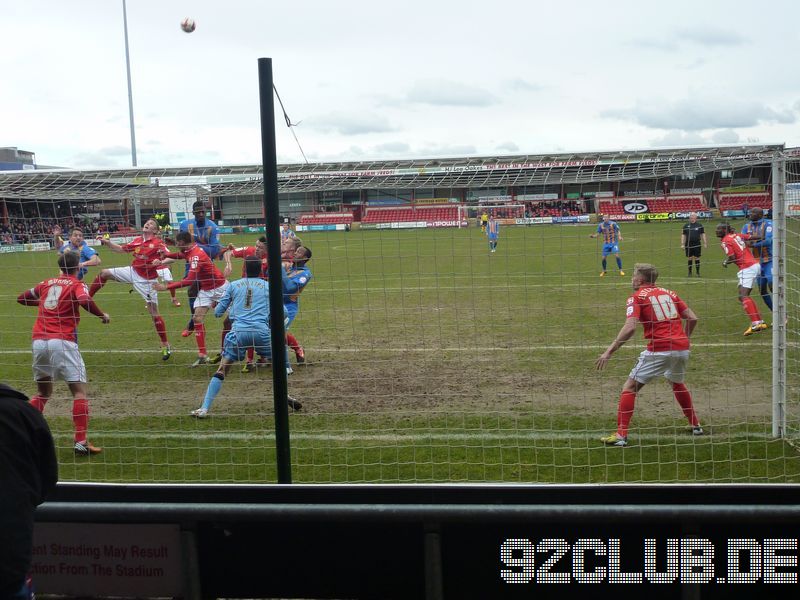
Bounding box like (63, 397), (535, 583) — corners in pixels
(624, 202), (648, 214)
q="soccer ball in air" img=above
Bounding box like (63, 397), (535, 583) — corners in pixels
(180, 18), (196, 33)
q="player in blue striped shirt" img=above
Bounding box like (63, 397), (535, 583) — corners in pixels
(590, 214), (625, 277)
(486, 216), (500, 253)
(190, 256), (300, 417)
(54, 226), (101, 280)
(741, 207), (773, 311)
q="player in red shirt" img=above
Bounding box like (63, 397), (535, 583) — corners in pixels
(716, 224), (768, 336)
(87, 218), (174, 360)
(154, 231), (230, 366)
(595, 263), (702, 447)
(223, 237), (268, 279)
(17, 252), (110, 456)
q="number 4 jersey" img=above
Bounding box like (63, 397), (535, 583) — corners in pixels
(626, 286), (690, 351)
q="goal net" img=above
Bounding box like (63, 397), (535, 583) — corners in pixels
(0, 146), (798, 484)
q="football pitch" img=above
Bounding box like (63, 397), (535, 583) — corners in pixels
(2, 220), (798, 484)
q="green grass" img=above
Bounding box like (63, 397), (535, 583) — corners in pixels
(2, 220), (798, 483)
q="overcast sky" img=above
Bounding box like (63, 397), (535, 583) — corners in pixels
(3, 0), (798, 169)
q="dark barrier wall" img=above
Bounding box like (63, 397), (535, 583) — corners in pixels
(35, 484), (800, 599)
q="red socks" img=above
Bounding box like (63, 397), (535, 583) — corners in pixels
(72, 398), (89, 443)
(153, 316), (168, 344)
(88, 275), (105, 297)
(742, 297), (762, 324)
(195, 322), (207, 356)
(30, 395), (48, 412)
(616, 391), (637, 438)
(286, 333), (300, 351)
(672, 383), (700, 427)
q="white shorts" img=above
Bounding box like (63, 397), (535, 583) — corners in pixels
(32, 338), (87, 383)
(106, 266), (158, 304)
(195, 280), (230, 309)
(629, 350), (690, 384)
(737, 263), (761, 290)
(156, 267), (173, 282)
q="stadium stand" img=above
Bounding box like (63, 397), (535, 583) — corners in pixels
(362, 204), (461, 223)
(718, 193), (771, 212)
(297, 212), (354, 226)
(598, 194), (705, 216)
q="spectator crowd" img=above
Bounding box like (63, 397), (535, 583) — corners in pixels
(1, 203), (123, 245)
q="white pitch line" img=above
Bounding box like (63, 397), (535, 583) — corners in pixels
(50, 430), (774, 443)
(0, 342), (775, 355)
(0, 277), (736, 299)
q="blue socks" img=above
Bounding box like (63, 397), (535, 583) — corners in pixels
(201, 373), (224, 411)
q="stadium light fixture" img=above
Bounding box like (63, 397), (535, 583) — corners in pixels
(121, 0), (137, 167)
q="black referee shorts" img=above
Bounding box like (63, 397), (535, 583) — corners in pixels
(685, 245), (702, 258)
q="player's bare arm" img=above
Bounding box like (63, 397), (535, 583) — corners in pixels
(222, 247), (235, 277)
(97, 237), (128, 254)
(680, 307), (698, 338)
(53, 225), (64, 248)
(595, 317), (638, 371)
(80, 254), (102, 269)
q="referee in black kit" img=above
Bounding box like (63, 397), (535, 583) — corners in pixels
(680, 212), (708, 277)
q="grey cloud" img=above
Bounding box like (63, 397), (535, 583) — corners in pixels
(101, 145), (132, 157)
(407, 80), (498, 107)
(602, 99), (797, 130)
(68, 151), (126, 168)
(417, 143), (479, 157)
(505, 78), (543, 92)
(628, 38), (678, 51)
(629, 28), (745, 51)
(711, 129), (741, 144)
(649, 130), (709, 147)
(305, 112), (396, 135)
(496, 141), (520, 152)
(373, 142), (411, 154)
(649, 129), (741, 147)
(676, 27), (747, 47)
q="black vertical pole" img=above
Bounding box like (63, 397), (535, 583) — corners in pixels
(258, 57), (292, 483)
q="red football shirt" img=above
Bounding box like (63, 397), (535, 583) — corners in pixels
(626, 286), (690, 352)
(169, 244), (226, 291)
(231, 246), (268, 279)
(30, 275), (92, 342)
(122, 236), (168, 279)
(720, 233), (758, 270)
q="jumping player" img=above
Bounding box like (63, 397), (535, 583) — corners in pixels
(590, 214), (624, 277)
(716, 223), (768, 336)
(178, 201), (222, 337)
(281, 245), (313, 372)
(154, 231), (229, 366)
(88, 218), (173, 360)
(53, 226), (101, 280)
(17, 252), (111, 455)
(741, 207), (773, 311)
(595, 263), (702, 447)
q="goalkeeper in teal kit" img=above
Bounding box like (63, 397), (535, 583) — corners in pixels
(190, 256), (300, 418)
